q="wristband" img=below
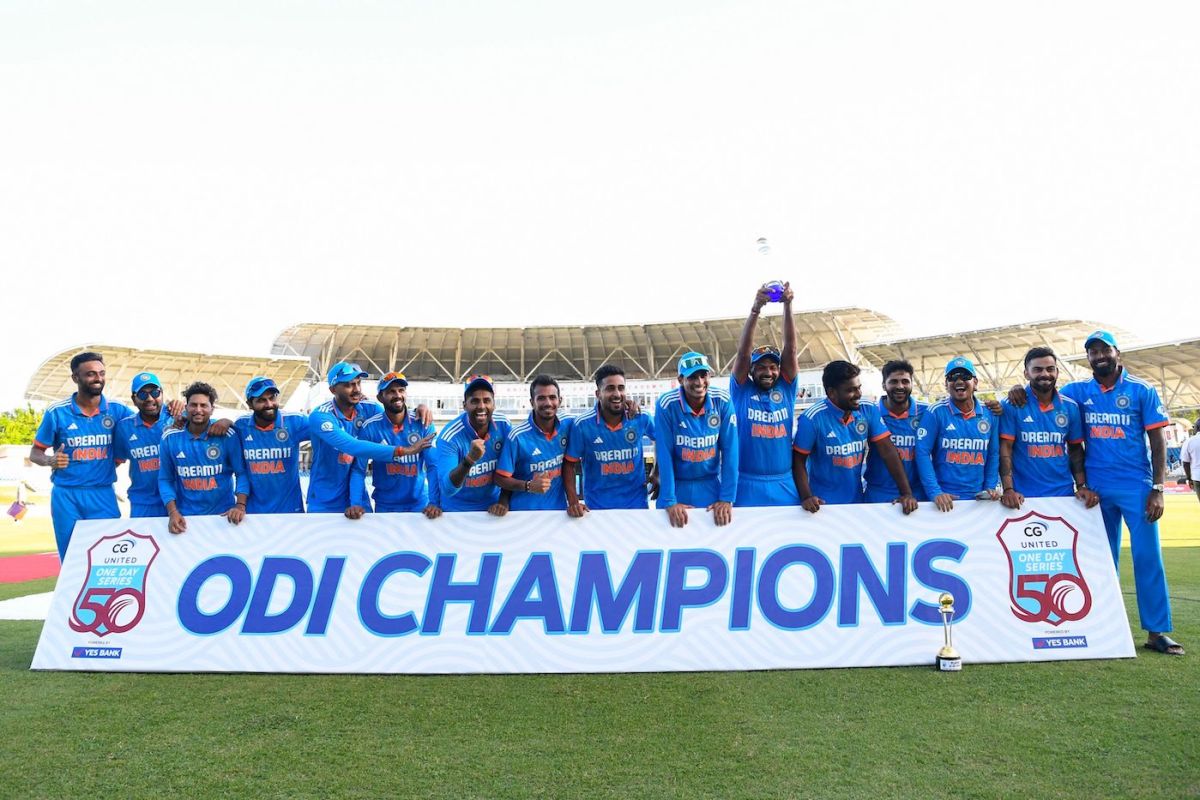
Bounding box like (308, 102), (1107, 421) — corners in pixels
(524, 480), (530, 492)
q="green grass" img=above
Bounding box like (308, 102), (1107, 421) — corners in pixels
(1, 550), (1197, 799)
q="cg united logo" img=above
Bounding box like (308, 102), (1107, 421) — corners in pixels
(996, 511), (1092, 627)
(69, 531), (159, 638)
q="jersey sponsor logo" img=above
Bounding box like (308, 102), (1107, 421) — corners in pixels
(1023, 415), (1034, 423)
(69, 531), (159, 638)
(946, 423), (956, 431)
(129, 433), (139, 441)
(532, 447), (542, 456)
(68, 422), (79, 431)
(997, 512), (1093, 628)
(593, 436), (604, 444)
(175, 451), (186, 459)
(826, 431), (837, 438)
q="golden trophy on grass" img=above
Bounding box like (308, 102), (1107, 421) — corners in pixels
(935, 592), (962, 672)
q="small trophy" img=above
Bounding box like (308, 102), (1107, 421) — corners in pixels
(935, 592), (962, 672)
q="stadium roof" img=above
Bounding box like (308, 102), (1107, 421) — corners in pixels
(856, 320), (1137, 396)
(25, 346), (312, 411)
(1065, 339), (1200, 412)
(270, 308), (903, 383)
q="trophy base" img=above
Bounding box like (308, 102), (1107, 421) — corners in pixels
(936, 655), (962, 672)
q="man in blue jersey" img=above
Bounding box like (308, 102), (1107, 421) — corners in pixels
(31, 352), (135, 559)
(654, 352), (738, 527)
(351, 372), (438, 515)
(730, 281), (800, 506)
(916, 357), (1001, 512)
(998, 347), (1098, 510)
(493, 375), (576, 512)
(863, 360), (928, 504)
(433, 374), (511, 513)
(792, 361), (917, 513)
(563, 364), (657, 516)
(159, 382), (247, 534)
(113, 372), (174, 518)
(233, 376), (311, 514)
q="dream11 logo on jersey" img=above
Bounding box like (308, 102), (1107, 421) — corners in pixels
(69, 531), (159, 638)
(996, 512), (1093, 627)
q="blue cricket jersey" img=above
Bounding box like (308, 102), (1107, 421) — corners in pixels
(863, 397), (927, 502)
(793, 399), (890, 504)
(653, 387), (738, 508)
(495, 413), (575, 511)
(307, 399), (399, 512)
(433, 412), (512, 511)
(729, 374), (797, 478)
(113, 412), (174, 508)
(999, 387), (1084, 498)
(352, 411), (436, 512)
(915, 399), (1000, 500)
(233, 413), (311, 514)
(158, 424), (246, 515)
(34, 395), (134, 488)
(1060, 369), (1169, 490)
(564, 405), (654, 510)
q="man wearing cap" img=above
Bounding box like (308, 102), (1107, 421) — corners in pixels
(351, 372), (439, 515)
(494, 375), (575, 512)
(234, 376), (312, 514)
(433, 374), (511, 513)
(112, 372), (176, 518)
(730, 282), (801, 506)
(653, 352), (738, 527)
(864, 360), (928, 504)
(308, 361), (432, 516)
(30, 351), (136, 559)
(915, 357), (1000, 511)
(792, 361), (917, 513)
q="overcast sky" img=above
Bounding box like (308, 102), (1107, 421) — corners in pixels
(2, 1), (1197, 409)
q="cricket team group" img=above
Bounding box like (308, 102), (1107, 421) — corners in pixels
(29, 282), (1184, 655)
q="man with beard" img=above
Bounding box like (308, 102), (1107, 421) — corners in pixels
(792, 360), (917, 513)
(563, 364), (657, 515)
(233, 376), (311, 514)
(997, 347), (1098, 511)
(112, 372), (174, 519)
(915, 357), (1000, 511)
(434, 374), (511, 514)
(730, 281), (800, 506)
(493, 375), (575, 512)
(31, 352), (135, 559)
(159, 382), (247, 535)
(863, 360), (928, 504)
(654, 352), (738, 527)
(352, 372), (438, 515)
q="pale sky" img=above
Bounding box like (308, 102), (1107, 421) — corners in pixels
(2, 2), (1198, 410)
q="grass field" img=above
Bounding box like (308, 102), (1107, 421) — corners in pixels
(0, 506), (1197, 797)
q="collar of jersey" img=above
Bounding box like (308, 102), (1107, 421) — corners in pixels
(878, 396), (911, 419)
(677, 387), (711, 417)
(948, 399), (981, 419)
(71, 394), (108, 418)
(1025, 384), (1061, 413)
(527, 412), (560, 439)
(822, 397), (859, 425)
(593, 405), (625, 432)
(1094, 367), (1126, 393)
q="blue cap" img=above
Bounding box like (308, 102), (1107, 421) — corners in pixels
(327, 361), (368, 386)
(245, 376), (278, 399)
(678, 351), (713, 377)
(944, 357), (976, 378)
(750, 345), (781, 365)
(1084, 330), (1118, 350)
(463, 374), (495, 397)
(131, 372), (161, 393)
(378, 371), (409, 392)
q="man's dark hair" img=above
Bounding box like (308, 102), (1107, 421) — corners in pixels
(594, 364), (624, 387)
(881, 359), (915, 381)
(529, 374), (560, 399)
(1024, 346), (1058, 368)
(822, 360), (861, 390)
(182, 381), (218, 405)
(70, 351), (104, 374)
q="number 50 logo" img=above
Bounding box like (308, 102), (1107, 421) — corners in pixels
(69, 531), (159, 638)
(997, 512), (1093, 627)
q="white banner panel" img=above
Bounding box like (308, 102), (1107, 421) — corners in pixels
(31, 498), (1134, 673)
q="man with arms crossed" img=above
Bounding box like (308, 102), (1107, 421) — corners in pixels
(863, 360), (927, 504)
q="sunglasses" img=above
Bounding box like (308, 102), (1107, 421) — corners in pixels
(465, 374), (492, 384)
(679, 356), (708, 371)
(246, 379), (277, 397)
(946, 372), (974, 382)
(135, 387), (162, 399)
(381, 372), (407, 383)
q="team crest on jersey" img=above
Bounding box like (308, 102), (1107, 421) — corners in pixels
(854, 420), (868, 435)
(707, 413), (720, 428)
(770, 390), (783, 404)
(560, 436), (568, 447)
(978, 420), (991, 434)
(355, 418), (366, 429)
(101, 416), (115, 429)
(625, 429), (637, 443)
(494, 440), (503, 452)
(1116, 395), (1130, 409)
(996, 511), (1092, 627)
(407, 432), (420, 445)
(911, 416), (920, 429)
(69, 530), (158, 638)
(205, 444), (221, 461)
(1054, 412), (1068, 428)
(276, 428), (289, 442)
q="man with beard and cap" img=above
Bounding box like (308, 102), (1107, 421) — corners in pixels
(654, 351), (738, 527)
(997, 347), (1098, 511)
(729, 281), (800, 506)
(112, 372), (176, 519)
(1012, 331), (1181, 655)
(433, 374), (511, 513)
(915, 357), (1001, 512)
(493, 375), (575, 512)
(792, 360), (917, 513)
(563, 364), (657, 516)
(863, 360), (928, 504)
(233, 376), (311, 514)
(351, 372), (439, 515)
(31, 352), (135, 560)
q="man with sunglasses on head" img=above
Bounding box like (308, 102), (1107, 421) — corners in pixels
(234, 376), (311, 514)
(351, 372), (439, 516)
(433, 374), (511, 514)
(112, 373), (175, 519)
(654, 352), (739, 527)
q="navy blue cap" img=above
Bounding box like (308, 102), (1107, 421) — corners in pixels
(327, 361), (369, 386)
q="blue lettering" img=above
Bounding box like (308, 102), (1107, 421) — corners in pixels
(177, 555), (252, 636)
(421, 553), (500, 635)
(306, 557), (345, 635)
(757, 545), (834, 630)
(242, 557), (314, 635)
(728, 548), (755, 631)
(568, 551), (662, 634)
(909, 539), (971, 624)
(359, 552), (431, 637)
(490, 553), (565, 634)
(838, 543), (907, 626)
(660, 550), (728, 632)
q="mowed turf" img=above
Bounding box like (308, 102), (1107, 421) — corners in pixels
(0, 545), (1197, 796)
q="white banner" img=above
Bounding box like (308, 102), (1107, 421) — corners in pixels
(31, 498), (1134, 673)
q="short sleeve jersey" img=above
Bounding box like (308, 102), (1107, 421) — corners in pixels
(113, 412), (174, 506)
(432, 412), (512, 512)
(496, 414), (575, 511)
(1060, 370), (1169, 489)
(34, 395), (134, 488)
(729, 374), (797, 477)
(999, 387), (1084, 497)
(863, 397), (927, 501)
(792, 399), (890, 504)
(358, 411), (436, 510)
(233, 413), (312, 514)
(564, 406), (654, 510)
(158, 424), (246, 515)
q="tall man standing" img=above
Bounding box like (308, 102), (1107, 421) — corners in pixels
(234, 376), (311, 514)
(494, 375), (575, 512)
(730, 282), (800, 506)
(654, 352), (738, 527)
(113, 372), (174, 518)
(351, 372), (438, 515)
(433, 374), (511, 513)
(915, 357), (1000, 511)
(863, 360), (928, 504)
